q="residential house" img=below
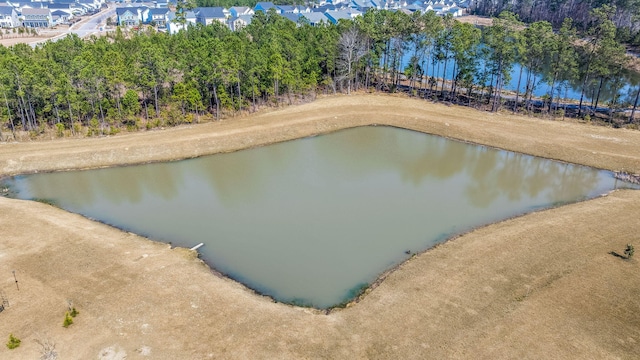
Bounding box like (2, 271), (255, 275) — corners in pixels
(10, 1), (44, 12)
(277, 5), (297, 13)
(22, 7), (52, 27)
(324, 9), (360, 24)
(116, 7), (137, 26)
(116, 6), (148, 26)
(280, 12), (301, 23)
(229, 6), (252, 18)
(194, 7), (227, 25)
(48, 3), (74, 15)
(404, 3), (423, 12)
(167, 9), (196, 34)
(51, 9), (71, 24)
(0, 5), (19, 27)
(148, 7), (170, 26)
(229, 13), (252, 31)
(447, 5), (463, 16)
(78, 0), (102, 13)
(299, 11), (327, 26)
(295, 5), (311, 13)
(254, 2), (276, 13)
(155, 0), (168, 8)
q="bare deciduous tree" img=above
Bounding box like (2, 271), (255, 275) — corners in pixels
(337, 26), (367, 95)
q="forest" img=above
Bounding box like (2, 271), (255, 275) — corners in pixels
(472, 0), (640, 45)
(0, 7), (637, 140)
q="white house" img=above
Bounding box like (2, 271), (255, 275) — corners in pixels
(229, 6), (253, 18)
(0, 5), (19, 28)
(229, 14), (252, 31)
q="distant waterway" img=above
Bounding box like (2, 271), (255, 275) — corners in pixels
(2, 127), (637, 308)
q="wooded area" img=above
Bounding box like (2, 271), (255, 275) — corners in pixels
(473, 0), (640, 45)
(0, 7), (637, 140)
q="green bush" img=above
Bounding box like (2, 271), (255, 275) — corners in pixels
(6, 333), (21, 349)
(63, 311), (73, 328)
(70, 307), (79, 317)
(55, 123), (65, 137)
(625, 244), (634, 259)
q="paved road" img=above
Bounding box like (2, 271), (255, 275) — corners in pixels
(69, 6), (116, 38)
(30, 5), (115, 47)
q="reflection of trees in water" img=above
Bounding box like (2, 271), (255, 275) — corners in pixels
(464, 153), (601, 208)
(187, 144), (296, 208)
(314, 127), (470, 184)
(547, 163), (601, 202)
(13, 127), (603, 212)
(465, 148), (501, 207)
(20, 163), (185, 207)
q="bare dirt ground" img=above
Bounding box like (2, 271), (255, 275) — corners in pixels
(0, 94), (639, 359)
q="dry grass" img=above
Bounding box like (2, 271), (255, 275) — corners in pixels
(0, 94), (639, 359)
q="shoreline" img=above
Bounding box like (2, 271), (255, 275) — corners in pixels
(1, 94), (639, 359)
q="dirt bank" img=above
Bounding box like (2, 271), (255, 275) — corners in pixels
(1, 94), (639, 359)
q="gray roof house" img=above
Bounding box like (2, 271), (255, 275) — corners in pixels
(22, 7), (52, 27)
(195, 7), (227, 25)
(280, 12), (302, 23)
(51, 9), (71, 24)
(148, 8), (170, 26)
(48, 3), (74, 15)
(277, 5), (297, 13)
(229, 6), (252, 18)
(229, 13), (252, 31)
(0, 5), (18, 28)
(300, 11), (327, 26)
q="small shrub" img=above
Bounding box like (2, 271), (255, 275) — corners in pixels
(73, 122), (83, 135)
(63, 312), (73, 328)
(70, 307), (79, 317)
(6, 333), (21, 349)
(624, 244), (634, 259)
(55, 123), (65, 137)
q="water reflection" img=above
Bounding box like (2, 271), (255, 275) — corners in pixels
(2, 127), (635, 308)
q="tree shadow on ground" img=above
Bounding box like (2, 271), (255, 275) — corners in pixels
(609, 251), (629, 260)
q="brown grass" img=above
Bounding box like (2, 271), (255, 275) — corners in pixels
(0, 94), (639, 359)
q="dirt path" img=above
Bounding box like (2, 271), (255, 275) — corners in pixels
(1, 94), (639, 359)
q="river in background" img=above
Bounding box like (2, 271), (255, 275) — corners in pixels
(2, 127), (637, 308)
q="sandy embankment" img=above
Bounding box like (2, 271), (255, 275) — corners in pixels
(0, 94), (639, 359)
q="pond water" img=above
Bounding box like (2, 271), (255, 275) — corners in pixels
(2, 127), (637, 308)
(401, 47), (640, 104)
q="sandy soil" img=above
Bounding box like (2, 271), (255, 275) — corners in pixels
(0, 94), (639, 359)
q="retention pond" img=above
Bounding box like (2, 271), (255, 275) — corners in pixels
(2, 126), (637, 308)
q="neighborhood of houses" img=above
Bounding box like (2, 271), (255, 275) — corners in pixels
(0, 0), (470, 33)
(0, 0), (105, 29)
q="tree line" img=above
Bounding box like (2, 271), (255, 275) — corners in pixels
(473, 0), (640, 45)
(0, 8), (637, 140)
